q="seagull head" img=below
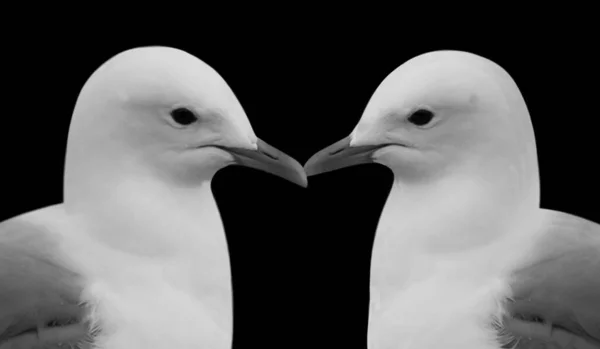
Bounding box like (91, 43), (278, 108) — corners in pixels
(305, 50), (538, 196)
(65, 46), (306, 195)
(305, 51), (541, 251)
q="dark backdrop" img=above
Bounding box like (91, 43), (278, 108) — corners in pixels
(2, 31), (598, 349)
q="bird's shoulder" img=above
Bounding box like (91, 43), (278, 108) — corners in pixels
(529, 209), (599, 261)
(0, 205), (93, 348)
(505, 209), (600, 348)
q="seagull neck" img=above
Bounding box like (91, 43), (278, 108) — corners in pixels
(373, 174), (539, 273)
(369, 176), (543, 347)
(62, 177), (234, 339)
(65, 171), (225, 259)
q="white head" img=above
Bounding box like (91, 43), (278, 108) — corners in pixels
(305, 51), (540, 250)
(64, 46), (306, 205)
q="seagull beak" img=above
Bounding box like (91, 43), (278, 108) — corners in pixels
(304, 135), (386, 177)
(225, 138), (307, 187)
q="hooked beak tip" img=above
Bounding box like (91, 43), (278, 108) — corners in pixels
(304, 135), (392, 177)
(225, 138), (307, 188)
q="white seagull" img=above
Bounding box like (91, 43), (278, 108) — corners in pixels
(0, 46), (306, 349)
(304, 51), (600, 349)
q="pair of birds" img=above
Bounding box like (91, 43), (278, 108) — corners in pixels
(0, 46), (598, 349)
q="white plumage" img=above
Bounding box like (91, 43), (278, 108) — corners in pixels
(0, 46), (305, 349)
(305, 50), (600, 348)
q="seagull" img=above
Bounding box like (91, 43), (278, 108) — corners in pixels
(304, 50), (600, 349)
(0, 46), (306, 349)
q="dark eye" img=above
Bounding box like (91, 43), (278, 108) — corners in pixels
(407, 109), (435, 127)
(170, 108), (198, 126)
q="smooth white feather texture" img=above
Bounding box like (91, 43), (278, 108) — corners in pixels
(363, 52), (600, 349)
(305, 50), (600, 348)
(0, 46), (304, 348)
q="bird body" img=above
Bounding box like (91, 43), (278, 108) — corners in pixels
(0, 46), (305, 348)
(305, 50), (600, 348)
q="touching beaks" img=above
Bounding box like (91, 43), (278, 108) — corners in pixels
(225, 138), (307, 187)
(303, 135), (388, 177)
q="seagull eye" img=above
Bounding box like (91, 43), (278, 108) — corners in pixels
(170, 108), (198, 126)
(407, 109), (435, 127)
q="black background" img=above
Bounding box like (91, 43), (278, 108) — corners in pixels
(2, 30), (598, 348)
